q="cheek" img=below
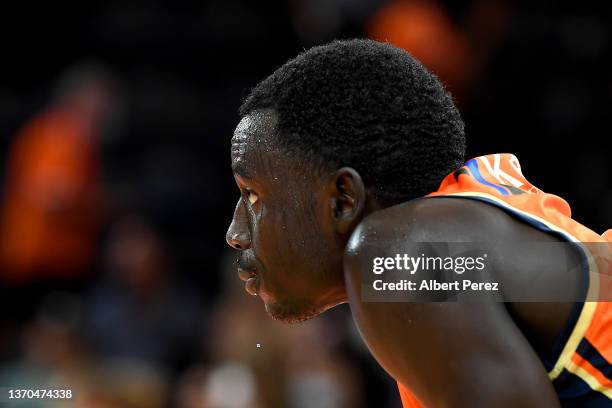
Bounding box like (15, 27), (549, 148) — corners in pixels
(252, 203), (294, 263)
(255, 200), (315, 271)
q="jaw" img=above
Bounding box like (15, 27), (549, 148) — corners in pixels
(262, 288), (348, 324)
(244, 247), (347, 324)
(264, 300), (320, 324)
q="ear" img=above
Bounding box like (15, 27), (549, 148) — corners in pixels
(329, 167), (366, 235)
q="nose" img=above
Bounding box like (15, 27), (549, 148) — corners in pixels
(226, 200), (251, 250)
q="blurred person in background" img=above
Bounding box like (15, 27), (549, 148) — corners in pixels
(0, 292), (167, 408)
(84, 215), (203, 375)
(0, 65), (118, 321)
(368, 0), (471, 97)
(367, 0), (512, 103)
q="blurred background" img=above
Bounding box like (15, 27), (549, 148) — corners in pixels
(0, 0), (610, 407)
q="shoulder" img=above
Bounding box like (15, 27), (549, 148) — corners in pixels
(340, 197), (561, 406)
(343, 195), (579, 297)
(345, 196), (511, 264)
(343, 196), (511, 305)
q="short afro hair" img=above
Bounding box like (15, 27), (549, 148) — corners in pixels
(239, 39), (465, 205)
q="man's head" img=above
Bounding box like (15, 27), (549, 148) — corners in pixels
(226, 39), (465, 323)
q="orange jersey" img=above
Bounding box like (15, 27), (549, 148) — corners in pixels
(0, 108), (102, 283)
(397, 153), (612, 407)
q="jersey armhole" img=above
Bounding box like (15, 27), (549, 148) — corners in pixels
(425, 193), (594, 378)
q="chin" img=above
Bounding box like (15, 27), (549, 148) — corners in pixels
(264, 300), (323, 324)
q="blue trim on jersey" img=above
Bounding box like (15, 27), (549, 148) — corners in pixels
(554, 369), (612, 407)
(547, 300), (586, 373)
(555, 368), (596, 399)
(465, 159), (509, 196)
(576, 338), (612, 382)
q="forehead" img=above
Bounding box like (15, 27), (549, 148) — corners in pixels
(233, 109), (277, 141)
(231, 109), (279, 175)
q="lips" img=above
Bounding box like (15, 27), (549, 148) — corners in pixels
(237, 264), (260, 296)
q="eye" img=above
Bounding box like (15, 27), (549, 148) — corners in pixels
(245, 189), (259, 205)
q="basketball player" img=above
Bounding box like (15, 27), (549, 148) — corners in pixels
(226, 39), (612, 407)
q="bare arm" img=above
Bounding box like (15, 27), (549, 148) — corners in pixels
(344, 198), (561, 407)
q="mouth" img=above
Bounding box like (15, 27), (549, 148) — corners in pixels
(237, 267), (260, 296)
